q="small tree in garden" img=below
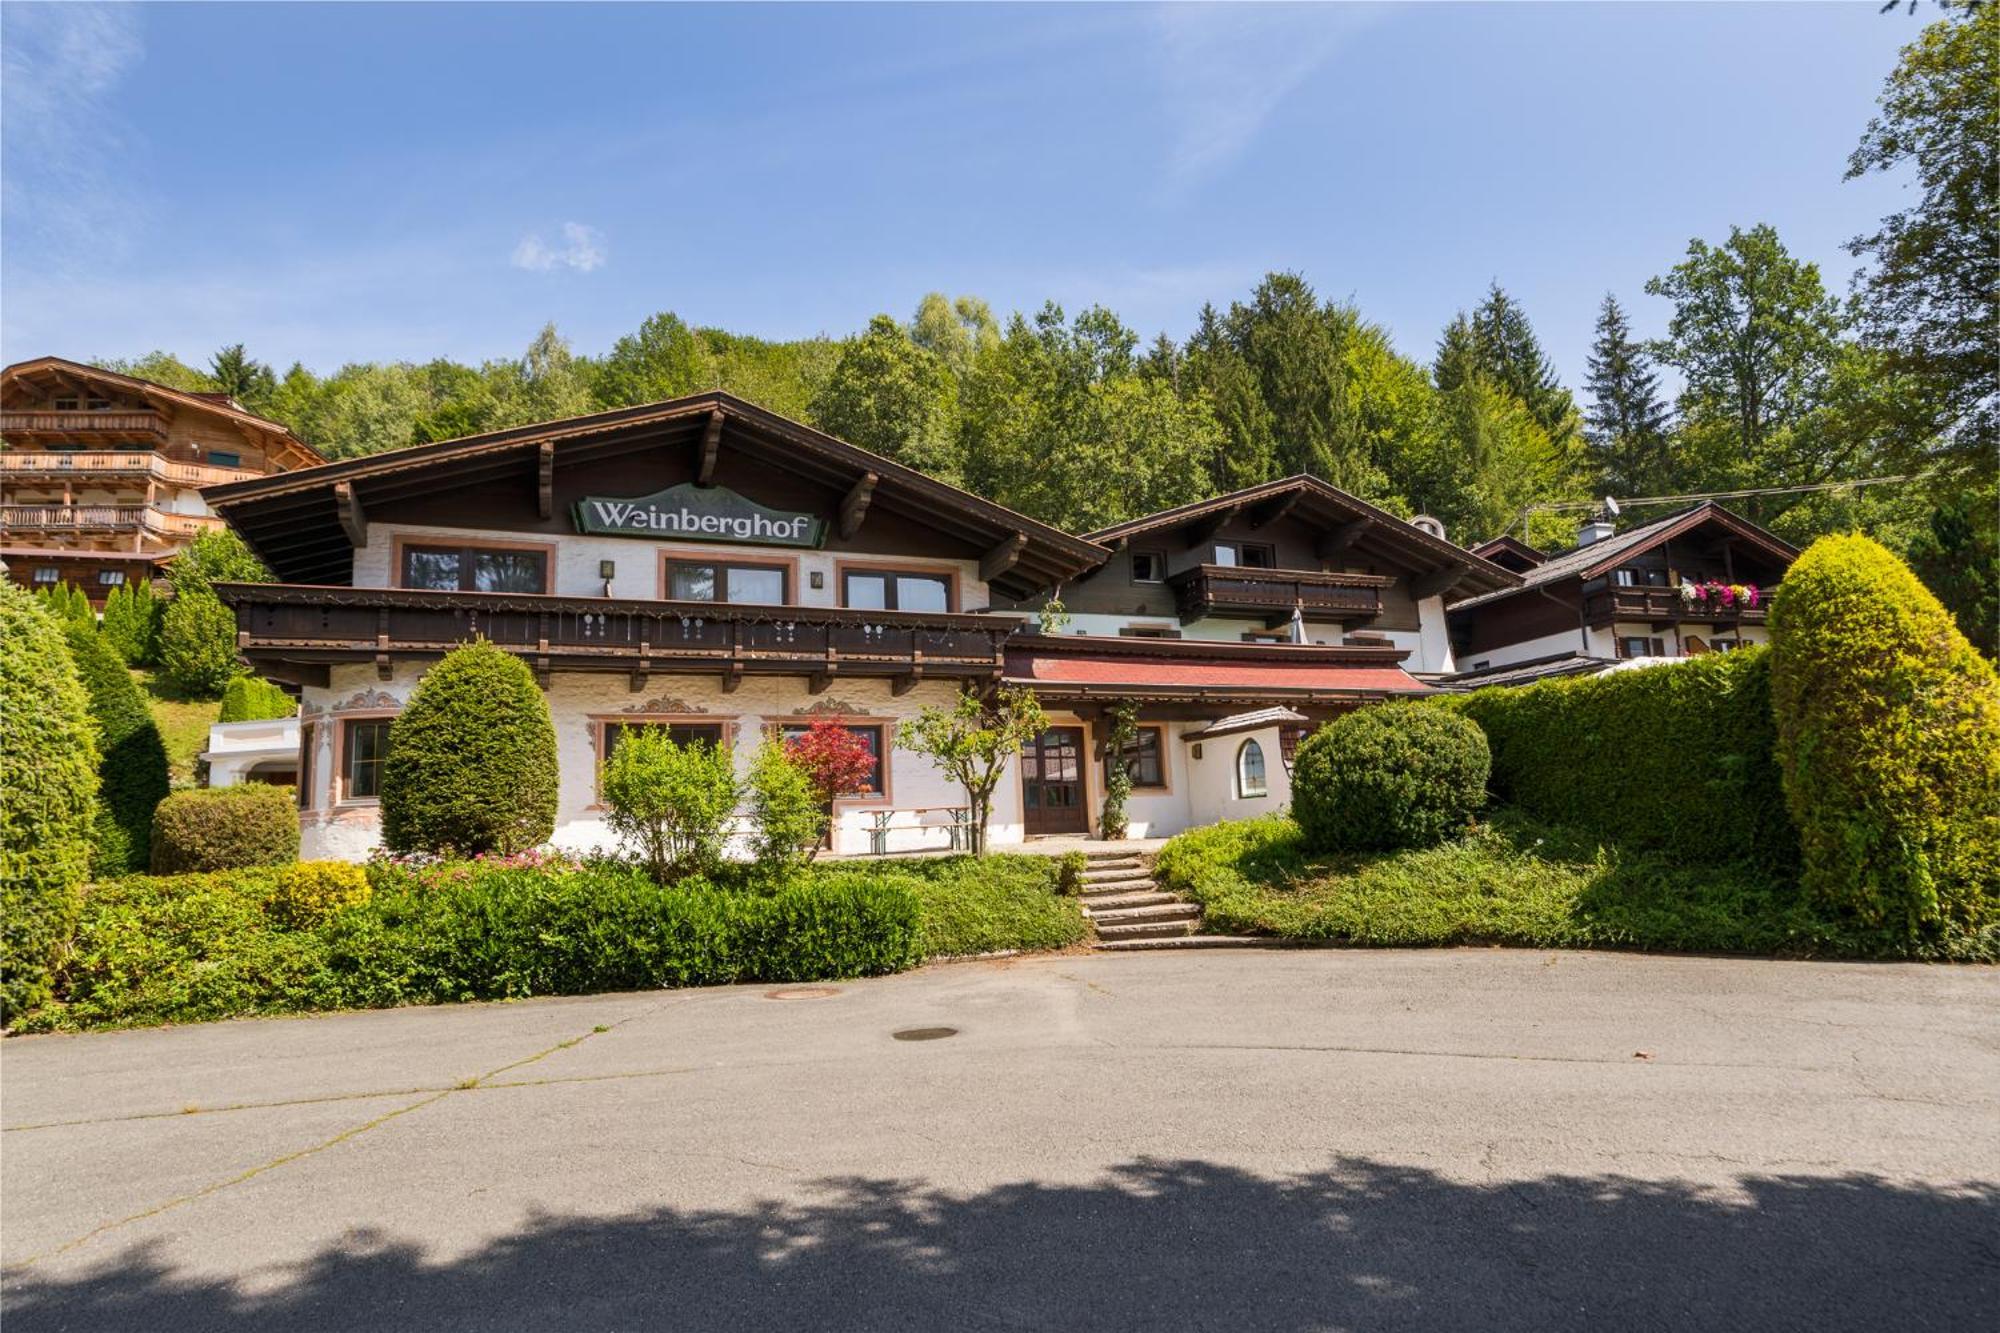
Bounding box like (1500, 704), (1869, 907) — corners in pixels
(783, 720), (877, 852)
(64, 622), (170, 875)
(601, 729), (741, 882)
(1098, 701), (1138, 840)
(380, 641), (559, 856)
(159, 530), (273, 698)
(898, 685), (1047, 856)
(101, 581), (164, 665)
(747, 741), (826, 875)
(34, 582), (94, 628)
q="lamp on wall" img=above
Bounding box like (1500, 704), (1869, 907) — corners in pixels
(809, 570), (825, 590)
(599, 560), (615, 597)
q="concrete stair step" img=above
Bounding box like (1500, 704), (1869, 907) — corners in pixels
(1091, 935), (1272, 952)
(1078, 890), (1178, 911)
(1081, 867), (1152, 884)
(1080, 884), (1160, 903)
(1084, 850), (1144, 862)
(1085, 902), (1202, 926)
(1093, 919), (1199, 941)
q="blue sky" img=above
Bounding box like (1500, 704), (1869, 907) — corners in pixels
(1, 2), (1918, 393)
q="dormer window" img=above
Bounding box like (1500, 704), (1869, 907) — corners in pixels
(1214, 543), (1274, 569)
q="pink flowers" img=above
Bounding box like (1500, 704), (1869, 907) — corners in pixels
(1677, 579), (1759, 612)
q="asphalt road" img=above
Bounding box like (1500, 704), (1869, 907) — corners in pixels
(4, 949), (1996, 1331)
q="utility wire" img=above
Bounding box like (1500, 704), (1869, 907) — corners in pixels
(1516, 472), (1934, 537)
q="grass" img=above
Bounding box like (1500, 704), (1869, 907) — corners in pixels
(820, 853), (1087, 959)
(137, 669), (222, 787)
(1153, 810), (1988, 960)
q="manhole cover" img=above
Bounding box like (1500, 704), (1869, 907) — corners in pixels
(892, 1026), (959, 1042)
(764, 986), (842, 1001)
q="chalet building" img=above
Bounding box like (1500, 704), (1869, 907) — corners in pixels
(1444, 502), (1800, 682)
(1, 357), (322, 601)
(203, 393), (1517, 859)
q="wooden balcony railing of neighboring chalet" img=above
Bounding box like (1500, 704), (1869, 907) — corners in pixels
(1169, 564), (1395, 627)
(1583, 585), (1769, 629)
(216, 583), (1024, 691)
(0, 504), (225, 538)
(0, 410), (169, 445)
(0, 450), (262, 486)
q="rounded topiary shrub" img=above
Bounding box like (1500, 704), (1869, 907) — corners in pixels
(64, 622), (171, 875)
(1291, 703), (1490, 853)
(0, 586), (101, 1021)
(150, 784), (300, 874)
(1769, 533), (2000, 946)
(380, 641), (558, 856)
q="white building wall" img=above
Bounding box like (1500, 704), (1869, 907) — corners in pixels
(1058, 607), (1456, 673)
(1181, 725), (1291, 827)
(202, 717), (300, 787)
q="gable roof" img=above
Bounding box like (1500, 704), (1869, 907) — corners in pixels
(1468, 534), (1547, 571)
(1448, 502), (1800, 612)
(202, 391), (1107, 598)
(2, 356), (323, 470)
(1083, 475), (1519, 601)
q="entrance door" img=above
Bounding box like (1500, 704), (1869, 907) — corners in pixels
(1022, 726), (1089, 835)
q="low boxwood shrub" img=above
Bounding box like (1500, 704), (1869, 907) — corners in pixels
(1769, 534), (2000, 947)
(1291, 703), (1489, 853)
(380, 641), (558, 857)
(1447, 649), (1796, 875)
(0, 586), (100, 1022)
(736, 877), (922, 979)
(266, 860), (372, 929)
(218, 675), (298, 723)
(64, 622), (170, 875)
(150, 784), (299, 874)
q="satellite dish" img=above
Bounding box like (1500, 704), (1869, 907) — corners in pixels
(1603, 495), (1621, 517)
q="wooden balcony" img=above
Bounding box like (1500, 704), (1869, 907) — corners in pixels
(216, 582), (1023, 691)
(1584, 586), (1769, 630)
(0, 504), (225, 539)
(1, 410), (168, 446)
(1169, 564), (1393, 627)
(0, 451), (261, 486)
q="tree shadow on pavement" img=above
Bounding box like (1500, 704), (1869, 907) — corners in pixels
(6, 1157), (1995, 1331)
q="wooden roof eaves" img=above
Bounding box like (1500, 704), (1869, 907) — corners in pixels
(1576, 503), (1799, 580)
(1, 356), (325, 466)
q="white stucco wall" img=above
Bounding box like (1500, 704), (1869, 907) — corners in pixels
(1181, 725), (1291, 827)
(202, 717), (300, 787)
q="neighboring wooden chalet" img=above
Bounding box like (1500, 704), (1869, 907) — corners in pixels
(1, 357), (322, 601)
(1444, 502), (1800, 677)
(200, 398), (1519, 857)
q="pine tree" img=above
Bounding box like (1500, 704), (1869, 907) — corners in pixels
(1582, 294), (1673, 498)
(1468, 284), (1577, 449)
(207, 344), (277, 412)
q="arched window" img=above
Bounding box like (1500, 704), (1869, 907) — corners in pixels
(1236, 739), (1268, 799)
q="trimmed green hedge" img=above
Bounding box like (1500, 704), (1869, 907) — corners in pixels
(150, 784), (299, 874)
(64, 623), (170, 875)
(218, 675), (298, 723)
(1292, 703), (1489, 852)
(1770, 534), (2000, 947)
(1446, 649), (1796, 875)
(0, 587), (100, 1022)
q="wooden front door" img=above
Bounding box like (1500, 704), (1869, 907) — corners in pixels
(1022, 726), (1089, 836)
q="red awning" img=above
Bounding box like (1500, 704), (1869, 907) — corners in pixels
(1005, 651), (1428, 695)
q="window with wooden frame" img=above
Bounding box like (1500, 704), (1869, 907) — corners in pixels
(600, 719), (728, 760)
(1213, 542), (1275, 570)
(86, 398), (111, 411)
(840, 569), (952, 613)
(1614, 568), (1639, 587)
(1129, 550), (1167, 584)
(399, 543), (549, 594)
(1119, 625), (1182, 639)
(341, 718), (392, 801)
(31, 567), (59, 585)
(97, 570), (126, 586)
(1240, 629), (1290, 643)
(664, 559), (789, 605)
(1109, 725), (1166, 790)
(1236, 739), (1268, 798)
(53, 397), (78, 411)
(1616, 636), (1666, 659)
(207, 451), (242, 469)
(777, 721), (887, 797)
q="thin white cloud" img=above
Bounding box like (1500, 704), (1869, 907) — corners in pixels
(511, 222), (606, 273)
(1151, 3), (1383, 186)
(0, 2), (147, 263)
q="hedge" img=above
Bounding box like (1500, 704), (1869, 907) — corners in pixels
(101, 580), (164, 666)
(380, 641), (558, 856)
(1446, 649), (1796, 876)
(64, 622), (171, 875)
(0, 587), (100, 1022)
(218, 675), (298, 723)
(1292, 703), (1489, 852)
(150, 784), (300, 874)
(1769, 534), (2000, 946)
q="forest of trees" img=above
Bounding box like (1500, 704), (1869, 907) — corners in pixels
(97, 6), (1994, 647)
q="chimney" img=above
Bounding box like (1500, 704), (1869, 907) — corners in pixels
(1575, 519), (1617, 547)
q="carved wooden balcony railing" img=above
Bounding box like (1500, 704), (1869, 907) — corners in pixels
(215, 583), (1023, 691)
(1169, 564), (1394, 627)
(0, 504), (225, 539)
(0, 451), (261, 486)
(0, 411), (169, 445)
(1583, 586), (1768, 630)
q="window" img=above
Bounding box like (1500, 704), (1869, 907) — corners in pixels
(841, 569), (952, 613)
(1614, 569), (1638, 587)
(399, 544), (548, 593)
(207, 451), (242, 468)
(1129, 550), (1166, 583)
(1711, 638), (1741, 653)
(1645, 568), (1670, 587)
(602, 720), (726, 758)
(778, 722), (886, 796)
(96, 570), (126, 587)
(342, 719), (391, 800)
(665, 560), (788, 604)
(1120, 625), (1182, 639)
(1236, 739), (1268, 799)
(31, 567), (59, 585)
(1240, 629), (1290, 643)
(52, 397), (78, 411)
(1213, 543), (1275, 569)
(1617, 636), (1666, 660)
(1111, 725), (1166, 790)
(86, 398), (111, 412)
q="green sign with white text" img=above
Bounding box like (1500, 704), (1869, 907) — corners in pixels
(571, 482), (826, 548)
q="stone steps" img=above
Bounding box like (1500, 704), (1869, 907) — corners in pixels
(1085, 901), (1202, 927)
(1092, 934), (1272, 952)
(1078, 889), (1178, 912)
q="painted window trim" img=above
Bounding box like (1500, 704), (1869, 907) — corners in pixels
(1129, 549), (1168, 584)
(833, 559), (962, 614)
(389, 533), (557, 594)
(1236, 737), (1269, 799)
(333, 712), (397, 807)
(1114, 723), (1171, 793)
(768, 717), (894, 806)
(659, 554), (796, 605)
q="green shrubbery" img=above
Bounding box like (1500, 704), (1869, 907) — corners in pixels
(746, 741), (825, 874)
(218, 675), (298, 723)
(1291, 703), (1489, 852)
(0, 587), (100, 1022)
(1770, 534), (2000, 946)
(379, 641), (558, 856)
(821, 854), (1085, 958)
(266, 861), (372, 929)
(1448, 649), (1796, 875)
(158, 588), (243, 697)
(64, 622), (170, 875)
(601, 727), (740, 881)
(101, 580), (164, 666)
(150, 784), (299, 873)
(34, 581), (95, 627)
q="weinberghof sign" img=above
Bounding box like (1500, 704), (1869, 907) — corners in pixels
(572, 483), (826, 548)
